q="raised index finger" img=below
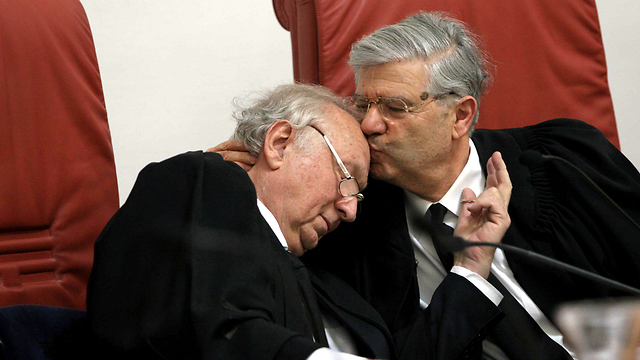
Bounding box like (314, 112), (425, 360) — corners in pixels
(486, 151), (512, 207)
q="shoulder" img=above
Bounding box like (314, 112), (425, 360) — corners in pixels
(137, 151), (252, 189)
(473, 118), (607, 147)
(141, 151), (244, 176)
(123, 151), (256, 216)
(472, 118), (620, 164)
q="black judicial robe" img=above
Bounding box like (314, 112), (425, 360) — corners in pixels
(306, 118), (640, 359)
(87, 152), (329, 359)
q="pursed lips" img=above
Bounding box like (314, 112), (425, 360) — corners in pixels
(369, 145), (383, 162)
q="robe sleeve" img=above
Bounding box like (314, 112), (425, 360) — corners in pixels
(507, 119), (640, 297)
(471, 118), (640, 317)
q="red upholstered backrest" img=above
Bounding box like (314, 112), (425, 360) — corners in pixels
(0, 0), (119, 309)
(274, 0), (619, 147)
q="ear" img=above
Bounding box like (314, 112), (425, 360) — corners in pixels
(452, 96), (477, 140)
(263, 120), (295, 170)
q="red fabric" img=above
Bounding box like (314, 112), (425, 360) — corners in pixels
(0, 0), (119, 309)
(273, 0), (619, 147)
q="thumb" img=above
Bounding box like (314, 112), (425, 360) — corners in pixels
(460, 188), (481, 215)
(461, 188), (477, 203)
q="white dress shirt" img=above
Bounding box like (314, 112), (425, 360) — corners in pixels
(405, 140), (576, 359)
(256, 200), (365, 360)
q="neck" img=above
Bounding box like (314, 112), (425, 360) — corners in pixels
(247, 158), (270, 205)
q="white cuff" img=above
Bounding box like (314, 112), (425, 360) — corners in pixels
(451, 266), (503, 306)
(306, 347), (368, 360)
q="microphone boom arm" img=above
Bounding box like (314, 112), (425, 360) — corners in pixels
(466, 240), (640, 296)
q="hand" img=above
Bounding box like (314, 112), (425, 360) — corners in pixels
(453, 151), (512, 278)
(206, 139), (257, 172)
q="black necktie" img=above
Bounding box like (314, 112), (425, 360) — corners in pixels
(423, 203), (454, 270)
(288, 253), (329, 347)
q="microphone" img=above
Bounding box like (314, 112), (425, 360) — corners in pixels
(518, 150), (640, 233)
(446, 236), (640, 296)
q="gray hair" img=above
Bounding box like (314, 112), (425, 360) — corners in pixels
(349, 12), (492, 131)
(233, 83), (347, 155)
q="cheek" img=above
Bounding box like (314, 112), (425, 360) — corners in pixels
(290, 159), (340, 216)
(289, 183), (334, 221)
(405, 117), (445, 147)
(301, 188), (335, 214)
(382, 121), (418, 156)
(384, 119), (415, 144)
(288, 163), (322, 199)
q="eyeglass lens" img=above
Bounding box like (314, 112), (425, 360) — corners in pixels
(339, 178), (361, 198)
(350, 96), (411, 121)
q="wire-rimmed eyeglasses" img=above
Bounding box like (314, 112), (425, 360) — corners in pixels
(344, 91), (457, 121)
(308, 126), (364, 202)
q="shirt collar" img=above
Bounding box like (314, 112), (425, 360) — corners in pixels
(256, 198), (289, 252)
(404, 139), (485, 219)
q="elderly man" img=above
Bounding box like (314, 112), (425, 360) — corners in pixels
(310, 11), (640, 360)
(87, 84), (370, 359)
(88, 83), (512, 360)
(213, 11), (640, 360)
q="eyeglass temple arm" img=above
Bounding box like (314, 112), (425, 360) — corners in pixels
(322, 135), (352, 177)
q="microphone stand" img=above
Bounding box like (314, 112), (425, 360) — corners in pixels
(461, 239), (640, 296)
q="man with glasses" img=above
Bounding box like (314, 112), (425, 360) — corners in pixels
(211, 11), (640, 360)
(309, 11), (640, 360)
(87, 83), (368, 359)
(88, 83), (512, 360)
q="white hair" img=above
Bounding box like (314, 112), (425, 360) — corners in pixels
(233, 84), (348, 155)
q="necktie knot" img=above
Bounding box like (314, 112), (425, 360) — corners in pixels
(425, 203), (448, 225)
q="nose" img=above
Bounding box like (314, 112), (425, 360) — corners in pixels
(360, 103), (387, 136)
(335, 196), (358, 223)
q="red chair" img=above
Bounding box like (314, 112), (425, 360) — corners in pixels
(273, 0), (619, 147)
(0, 0), (119, 309)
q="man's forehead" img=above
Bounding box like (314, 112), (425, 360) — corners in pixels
(320, 123), (369, 182)
(323, 129), (366, 155)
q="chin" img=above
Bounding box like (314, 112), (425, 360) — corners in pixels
(299, 233), (320, 254)
(370, 163), (394, 181)
(289, 247), (306, 257)
(301, 238), (319, 253)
